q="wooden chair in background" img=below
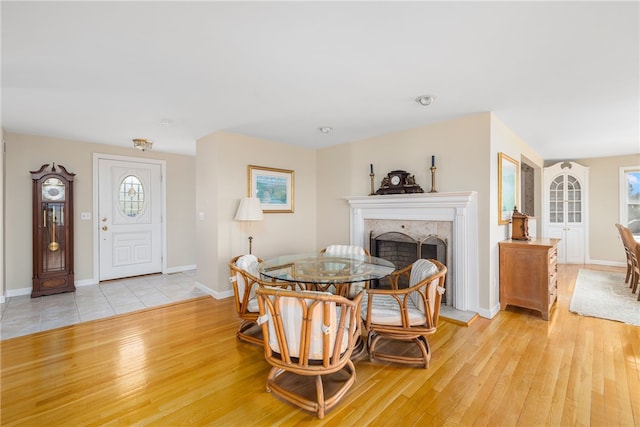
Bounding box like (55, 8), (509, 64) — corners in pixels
(616, 224), (639, 295)
(256, 287), (363, 419)
(615, 224), (634, 287)
(362, 258), (447, 368)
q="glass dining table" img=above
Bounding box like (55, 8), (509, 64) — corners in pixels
(258, 252), (396, 297)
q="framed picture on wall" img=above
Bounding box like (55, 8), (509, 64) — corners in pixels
(248, 165), (294, 213)
(498, 152), (519, 225)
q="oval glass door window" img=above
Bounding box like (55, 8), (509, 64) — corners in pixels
(119, 175), (145, 217)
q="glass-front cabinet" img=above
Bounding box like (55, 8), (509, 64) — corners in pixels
(543, 161), (589, 264)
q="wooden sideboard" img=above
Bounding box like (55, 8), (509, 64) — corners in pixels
(499, 238), (560, 320)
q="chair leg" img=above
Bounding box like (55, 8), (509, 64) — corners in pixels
(315, 375), (325, 419)
(237, 320), (263, 345)
(416, 336), (431, 369)
(367, 332), (432, 368)
(265, 364), (355, 419)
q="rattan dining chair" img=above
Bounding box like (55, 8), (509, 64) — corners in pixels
(228, 254), (298, 345)
(362, 258), (447, 368)
(320, 245), (371, 297)
(256, 287), (363, 419)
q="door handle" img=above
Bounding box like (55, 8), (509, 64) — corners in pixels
(102, 226), (108, 231)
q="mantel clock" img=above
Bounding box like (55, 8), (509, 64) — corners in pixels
(31, 163), (75, 297)
(375, 170), (424, 195)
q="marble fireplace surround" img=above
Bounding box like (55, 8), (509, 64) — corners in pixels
(346, 192), (479, 313)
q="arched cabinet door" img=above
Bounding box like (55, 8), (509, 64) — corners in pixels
(543, 161), (589, 264)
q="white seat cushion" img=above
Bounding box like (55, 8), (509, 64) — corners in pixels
(264, 291), (348, 359)
(247, 297), (259, 313)
(235, 254), (260, 300)
(408, 259), (439, 313)
(361, 293), (426, 326)
(324, 245), (366, 256)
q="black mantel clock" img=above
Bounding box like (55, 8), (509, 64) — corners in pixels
(31, 163), (75, 297)
(375, 170), (424, 195)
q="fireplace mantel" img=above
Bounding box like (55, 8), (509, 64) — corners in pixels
(346, 192), (479, 312)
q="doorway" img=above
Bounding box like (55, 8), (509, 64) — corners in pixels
(93, 154), (166, 282)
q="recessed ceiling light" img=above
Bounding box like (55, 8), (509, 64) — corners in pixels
(160, 119), (172, 126)
(319, 127), (332, 134)
(415, 95), (435, 106)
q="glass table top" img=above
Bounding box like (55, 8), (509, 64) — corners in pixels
(258, 253), (396, 285)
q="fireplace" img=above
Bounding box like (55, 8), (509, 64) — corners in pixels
(370, 231), (448, 300)
(346, 192), (478, 313)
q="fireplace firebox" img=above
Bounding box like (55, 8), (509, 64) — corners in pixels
(370, 231), (447, 299)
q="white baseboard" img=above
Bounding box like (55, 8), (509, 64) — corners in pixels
(476, 303), (501, 319)
(6, 287), (31, 298)
(166, 264), (197, 274)
(587, 259), (626, 268)
(76, 278), (97, 287)
(195, 282), (233, 299)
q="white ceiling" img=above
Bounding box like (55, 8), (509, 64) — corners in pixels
(2, 1), (639, 159)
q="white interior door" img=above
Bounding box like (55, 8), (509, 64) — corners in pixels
(98, 158), (162, 280)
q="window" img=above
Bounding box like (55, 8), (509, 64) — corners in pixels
(620, 166), (640, 236)
(119, 175), (145, 217)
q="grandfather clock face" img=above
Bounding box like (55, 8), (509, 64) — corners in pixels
(42, 177), (66, 201)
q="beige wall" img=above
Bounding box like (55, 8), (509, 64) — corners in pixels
(316, 113), (501, 315)
(1, 127), (5, 300)
(5, 122), (633, 314)
(4, 132), (196, 292)
(317, 113), (493, 248)
(195, 131), (317, 294)
(490, 115), (544, 312)
(315, 113), (549, 316)
(577, 154), (640, 264)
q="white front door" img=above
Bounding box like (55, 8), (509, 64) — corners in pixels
(98, 158), (162, 280)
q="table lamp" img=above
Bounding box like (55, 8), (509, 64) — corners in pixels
(235, 197), (264, 254)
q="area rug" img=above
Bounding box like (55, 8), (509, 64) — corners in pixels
(569, 269), (640, 326)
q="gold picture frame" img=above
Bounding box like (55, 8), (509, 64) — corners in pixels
(498, 152), (519, 225)
(248, 165), (294, 213)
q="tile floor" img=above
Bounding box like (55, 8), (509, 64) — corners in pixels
(0, 270), (208, 340)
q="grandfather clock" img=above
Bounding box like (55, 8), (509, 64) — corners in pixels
(31, 164), (75, 297)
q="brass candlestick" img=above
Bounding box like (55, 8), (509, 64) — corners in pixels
(429, 166), (438, 193)
(369, 173), (376, 195)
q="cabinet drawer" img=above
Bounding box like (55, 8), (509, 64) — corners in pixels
(549, 272), (557, 291)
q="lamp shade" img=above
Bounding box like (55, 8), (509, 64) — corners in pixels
(235, 197), (264, 221)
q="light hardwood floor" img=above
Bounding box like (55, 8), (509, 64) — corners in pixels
(1, 264), (638, 426)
